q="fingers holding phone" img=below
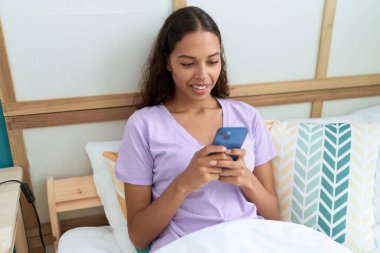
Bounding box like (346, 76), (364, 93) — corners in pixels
(218, 153), (252, 187)
(211, 127), (253, 187)
(177, 145), (228, 193)
(178, 127), (250, 192)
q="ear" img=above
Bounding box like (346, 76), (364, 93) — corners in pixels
(166, 55), (172, 71)
(166, 61), (172, 72)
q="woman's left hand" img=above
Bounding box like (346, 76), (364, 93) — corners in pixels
(215, 149), (281, 220)
(214, 149), (253, 187)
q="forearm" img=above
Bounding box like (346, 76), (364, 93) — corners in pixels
(128, 178), (189, 249)
(240, 173), (280, 220)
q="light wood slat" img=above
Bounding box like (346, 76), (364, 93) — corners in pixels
(7, 130), (31, 186)
(7, 129), (38, 234)
(47, 175), (103, 250)
(6, 106), (136, 130)
(3, 93), (136, 117)
(316, 0), (337, 79)
(173, 0), (187, 11)
(229, 74), (380, 98)
(3, 74), (380, 117)
(53, 175), (101, 203)
(52, 175), (102, 213)
(15, 206), (28, 253)
(46, 176), (60, 249)
(56, 198), (102, 212)
(310, 101), (323, 118)
(312, 0), (337, 117)
(233, 85), (380, 106)
(5, 85), (380, 130)
(0, 20), (16, 103)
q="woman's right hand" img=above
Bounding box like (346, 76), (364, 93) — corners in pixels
(177, 145), (231, 193)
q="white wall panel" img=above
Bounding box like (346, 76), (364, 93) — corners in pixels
(188, 0), (324, 84)
(323, 96), (380, 117)
(328, 0), (380, 76)
(0, 0), (171, 100)
(258, 103), (311, 120)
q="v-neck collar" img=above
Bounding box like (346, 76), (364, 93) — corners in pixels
(160, 97), (226, 147)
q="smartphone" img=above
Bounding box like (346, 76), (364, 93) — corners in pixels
(212, 127), (248, 160)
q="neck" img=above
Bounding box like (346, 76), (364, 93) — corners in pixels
(165, 96), (219, 113)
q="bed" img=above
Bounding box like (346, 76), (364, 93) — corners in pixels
(46, 104), (380, 253)
(1, 1), (380, 253)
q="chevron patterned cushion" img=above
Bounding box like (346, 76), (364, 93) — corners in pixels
(270, 121), (380, 253)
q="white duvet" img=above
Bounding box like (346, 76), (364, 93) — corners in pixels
(57, 219), (380, 253)
(155, 219), (352, 253)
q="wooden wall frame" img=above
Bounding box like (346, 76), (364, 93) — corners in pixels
(173, 0), (187, 11)
(0, 18), (38, 238)
(2, 74), (380, 131)
(312, 0), (337, 117)
(0, 0), (379, 251)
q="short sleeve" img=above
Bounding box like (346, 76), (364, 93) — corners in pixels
(115, 112), (153, 185)
(252, 111), (278, 167)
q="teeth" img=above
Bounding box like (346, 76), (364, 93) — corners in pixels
(193, 85), (207, 90)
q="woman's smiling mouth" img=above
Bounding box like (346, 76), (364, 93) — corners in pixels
(190, 84), (210, 94)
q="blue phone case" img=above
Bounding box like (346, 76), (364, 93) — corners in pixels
(212, 127), (248, 160)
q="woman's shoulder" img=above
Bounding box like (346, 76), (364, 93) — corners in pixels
(127, 105), (165, 125)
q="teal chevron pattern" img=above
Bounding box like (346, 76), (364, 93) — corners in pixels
(318, 123), (351, 243)
(291, 123), (324, 227)
(270, 121), (379, 253)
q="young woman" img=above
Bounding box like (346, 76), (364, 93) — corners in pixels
(116, 6), (280, 252)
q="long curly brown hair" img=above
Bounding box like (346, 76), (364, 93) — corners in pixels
(135, 6), (229, 108)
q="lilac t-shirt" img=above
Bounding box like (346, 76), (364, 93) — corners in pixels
(115, 98), (277, 252)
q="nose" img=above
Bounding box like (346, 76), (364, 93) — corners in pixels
(194, 63), (207, 80)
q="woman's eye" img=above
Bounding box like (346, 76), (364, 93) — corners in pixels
(181, 63), (194, 67)
(208, 61), (219, 65)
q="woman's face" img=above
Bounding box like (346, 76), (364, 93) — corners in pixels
(167, 30), (222, 102)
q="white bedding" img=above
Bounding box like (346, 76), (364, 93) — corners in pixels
(155, 219), (352, 253)
(57, 226), (134, 253)
(57, 222), (380, 253)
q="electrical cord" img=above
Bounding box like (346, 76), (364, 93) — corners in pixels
(0, 179), (46, 253)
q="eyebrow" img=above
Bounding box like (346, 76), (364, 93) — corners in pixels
(177, 52), (221, 59)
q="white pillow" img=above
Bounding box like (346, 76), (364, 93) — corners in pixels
(294, 104), (380, 123)
(348, 105), (380, 121)
(58, 226), (124, 253)
(85, 141), (135, 253)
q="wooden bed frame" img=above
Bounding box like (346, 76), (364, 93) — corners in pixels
(46, 175), (103, 249)
(1, 0), (380, 252)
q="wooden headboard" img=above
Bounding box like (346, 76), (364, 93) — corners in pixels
(0, 0), (379, 251)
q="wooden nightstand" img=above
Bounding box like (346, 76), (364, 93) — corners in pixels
(0, 167), (28, 253)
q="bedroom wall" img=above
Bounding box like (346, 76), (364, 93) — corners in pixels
(0, 0), (379, 225)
